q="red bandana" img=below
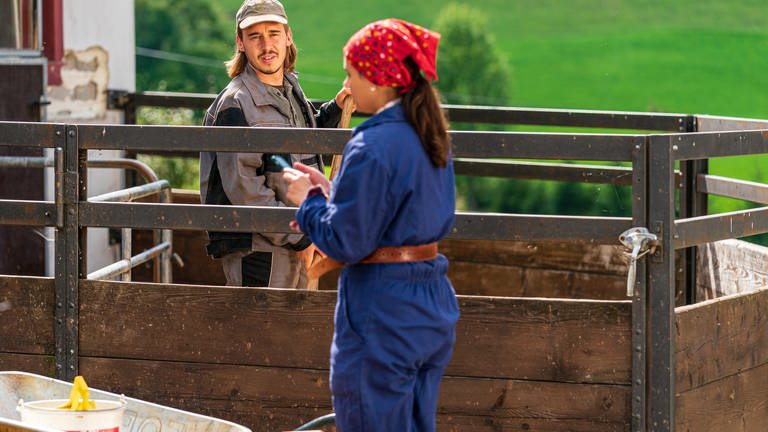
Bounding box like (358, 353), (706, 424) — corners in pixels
(343, 18), (440, 93)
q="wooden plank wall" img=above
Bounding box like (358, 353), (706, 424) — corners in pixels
(0, 276), (55, 375)
(442, 239), (628, 299)
(677, 239), (768, 431)
(77, 280), (632, 432)
(696, 239), (768, 300)
(675, 287), (768, 431)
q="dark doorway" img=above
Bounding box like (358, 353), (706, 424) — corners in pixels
(0, 62), (45, 275)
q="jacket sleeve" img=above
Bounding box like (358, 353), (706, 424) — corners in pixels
(295, 142), (394, 262)
(314, 99), (343, 128)
(214, 107), (308, 249)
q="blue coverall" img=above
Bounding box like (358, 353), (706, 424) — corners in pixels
(296, 103), (459, 431)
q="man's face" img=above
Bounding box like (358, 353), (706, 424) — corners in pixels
(237, 21), (292, 84)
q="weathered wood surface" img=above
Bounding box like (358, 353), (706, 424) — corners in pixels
(675, 362), (768, 432)
(0, 354), (53, 376)
(696, 239), (768, 300)
(75, 280), (630, 431)
(79, 357), (333, 432)
(0, 276), (53, 354)
(675, 287), (768, 393)
(132, 226), (631, 299)
(675, 287), (768, 432)
(80, 357), (629, 432)
(79, 280), (631, 384)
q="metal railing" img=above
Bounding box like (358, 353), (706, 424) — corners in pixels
(3, 96), (768, 432)
(0, 155), (173, 282)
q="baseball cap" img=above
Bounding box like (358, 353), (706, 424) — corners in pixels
(236, 0), (288, 29)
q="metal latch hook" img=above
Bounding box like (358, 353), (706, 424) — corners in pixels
(619, 227), (658, 297)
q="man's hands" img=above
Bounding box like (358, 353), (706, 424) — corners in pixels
(283, 162), (331, 206)
(295, 243), (318, 272)
(334, 87), (353, 109)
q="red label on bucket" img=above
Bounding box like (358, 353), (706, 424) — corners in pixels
(64, 428), (119, 432)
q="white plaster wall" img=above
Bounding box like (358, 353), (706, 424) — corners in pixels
(63, 0), (135, 92)
(44, 0), (136, 276)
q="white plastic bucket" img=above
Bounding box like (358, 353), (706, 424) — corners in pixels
(17, 398), (126, 432)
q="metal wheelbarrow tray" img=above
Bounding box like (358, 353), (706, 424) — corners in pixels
(0, 372), (251, 432)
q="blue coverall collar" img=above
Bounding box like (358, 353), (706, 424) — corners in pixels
(353, 103), (406, 136)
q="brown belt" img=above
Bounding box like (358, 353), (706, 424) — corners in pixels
(307, 243), (438, 279)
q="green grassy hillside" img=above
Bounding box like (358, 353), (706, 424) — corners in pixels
(221, 0), (767, 116)
(215, 0), (768, 217)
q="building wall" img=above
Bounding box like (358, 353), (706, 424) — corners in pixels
(45, 0), (136, 275)
(62, 0), (135, 93)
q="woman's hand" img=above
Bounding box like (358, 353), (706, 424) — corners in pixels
(282, 162), (330, 206)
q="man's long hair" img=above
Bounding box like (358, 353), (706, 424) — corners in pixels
(401, 58), (451, 168)
(225, 25), (297, 78)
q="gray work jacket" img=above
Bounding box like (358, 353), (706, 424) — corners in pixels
(200, 64), (342, 258)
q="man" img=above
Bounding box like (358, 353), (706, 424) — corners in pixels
(200, 0), (347, 287)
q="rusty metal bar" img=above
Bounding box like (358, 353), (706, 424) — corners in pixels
(0, 155), (170, 282)
(0, 121), (58, 148)
(674, 206), (768, 249)
(111, 90), (215, 111)
(453, 159), (635, 184)
(454, 159), (684, 186)
(121, 227), (131, 281)
(74, 126), (87, 379)
(0, 199), (56, 226)
(450, 131), (641, 161)
(87, 179), (173, 284)
(54, 148), (63, 227)
(87, 241), (170, 281)
(451, 213), (630, 243)
(0, 156), (161, 184)
(54, 124), (79, 381)
(88, 158), (160, 183)
(695, 114), (768, 132)
(444, 105), (691, 131)
(697, 174), (768, 204)
(76, 124), (351, 154)
(0, 156), (49, 167)
(74, 123), (642, 162)
(78, 201), (631, 244)
(670, 129), (768, 160)
(111, 91), (692, 131)
(88, 180), (170, 203)
(646, 135), (676, 431)
(679, 118), (704, 305)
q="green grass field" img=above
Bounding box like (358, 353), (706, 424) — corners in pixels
(217, 0), (768, 116)
(214, 0), (768, 216)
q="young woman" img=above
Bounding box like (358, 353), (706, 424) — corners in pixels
(282, 19), (458, 432)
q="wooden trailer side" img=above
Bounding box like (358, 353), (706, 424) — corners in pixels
(75, 280), (631, 432)
(0, 276), (54, 375)
(675, 287), (768, 432)
(676, 239), (768, 431)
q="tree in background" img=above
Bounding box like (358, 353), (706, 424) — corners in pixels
(433, 3), (510, 106)
(135, 0), (231, 93)
(134, 0), (233, 189)
(432, 3), (631, 217)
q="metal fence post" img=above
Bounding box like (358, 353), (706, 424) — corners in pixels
(630, 138), (648, 432)
(679, 116), (705, 305)
(54, 124), (84, 381)
(646, 135), (677, 431)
